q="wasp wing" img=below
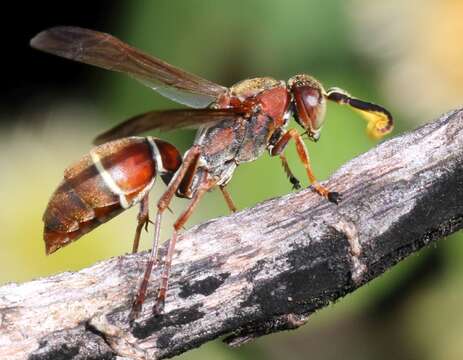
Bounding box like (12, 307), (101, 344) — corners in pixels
(30, 26), (228, 108)
(94, 108), (244, 144)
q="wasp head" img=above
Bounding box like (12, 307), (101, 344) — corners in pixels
(288, 74), (326, 141)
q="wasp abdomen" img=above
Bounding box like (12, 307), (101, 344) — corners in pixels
(43, 137), (168, 254)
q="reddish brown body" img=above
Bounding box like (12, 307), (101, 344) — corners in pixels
(43, 137), (181, 254)
(32, 26), (394, 319)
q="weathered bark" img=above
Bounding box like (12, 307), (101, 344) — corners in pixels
(1, 108), (463, 360)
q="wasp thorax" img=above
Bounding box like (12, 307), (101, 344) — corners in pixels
(230, 77), (284, 100)
(288, 74), (326, 141)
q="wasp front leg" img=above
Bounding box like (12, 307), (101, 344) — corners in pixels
(270, 129), (340, 204)
(279, 153), (301, 190)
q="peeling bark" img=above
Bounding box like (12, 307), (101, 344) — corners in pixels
(1, 108), (463, 360)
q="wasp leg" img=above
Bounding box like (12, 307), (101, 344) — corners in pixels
(132, 194), (150, 254)
(177, 148), (202, 198)
(153, 172), (215, 315)
(219, 185), (237, 213)
(279, 153), (301, 190)
(129, 145), (201, 323)
(325, 87), (394, 140)
(271, 129), (339, 204)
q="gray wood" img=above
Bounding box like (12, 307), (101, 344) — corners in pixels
(1, 107), (463, 360)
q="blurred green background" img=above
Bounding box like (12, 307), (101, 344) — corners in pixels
(1, 1), (463, 359)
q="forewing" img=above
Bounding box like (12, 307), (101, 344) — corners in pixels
(94, 108), (244, 144)
(30, 26), (228, 108)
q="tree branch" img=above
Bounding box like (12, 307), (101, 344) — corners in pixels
(2, 108), (463, 360)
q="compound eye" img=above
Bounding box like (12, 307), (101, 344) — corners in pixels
(293, 86), (326, 132)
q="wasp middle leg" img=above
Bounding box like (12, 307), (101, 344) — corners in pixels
(219, 185), (237, 213)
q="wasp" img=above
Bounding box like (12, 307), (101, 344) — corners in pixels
(32, 26), (393, 320)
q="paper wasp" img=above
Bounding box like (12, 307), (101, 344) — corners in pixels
(31, 27), (393, 320)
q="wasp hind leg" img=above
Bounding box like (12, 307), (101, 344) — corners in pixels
(131, 194), (152, 254)
(129, 145), (202, 323)
(153, 172), (215, 315)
